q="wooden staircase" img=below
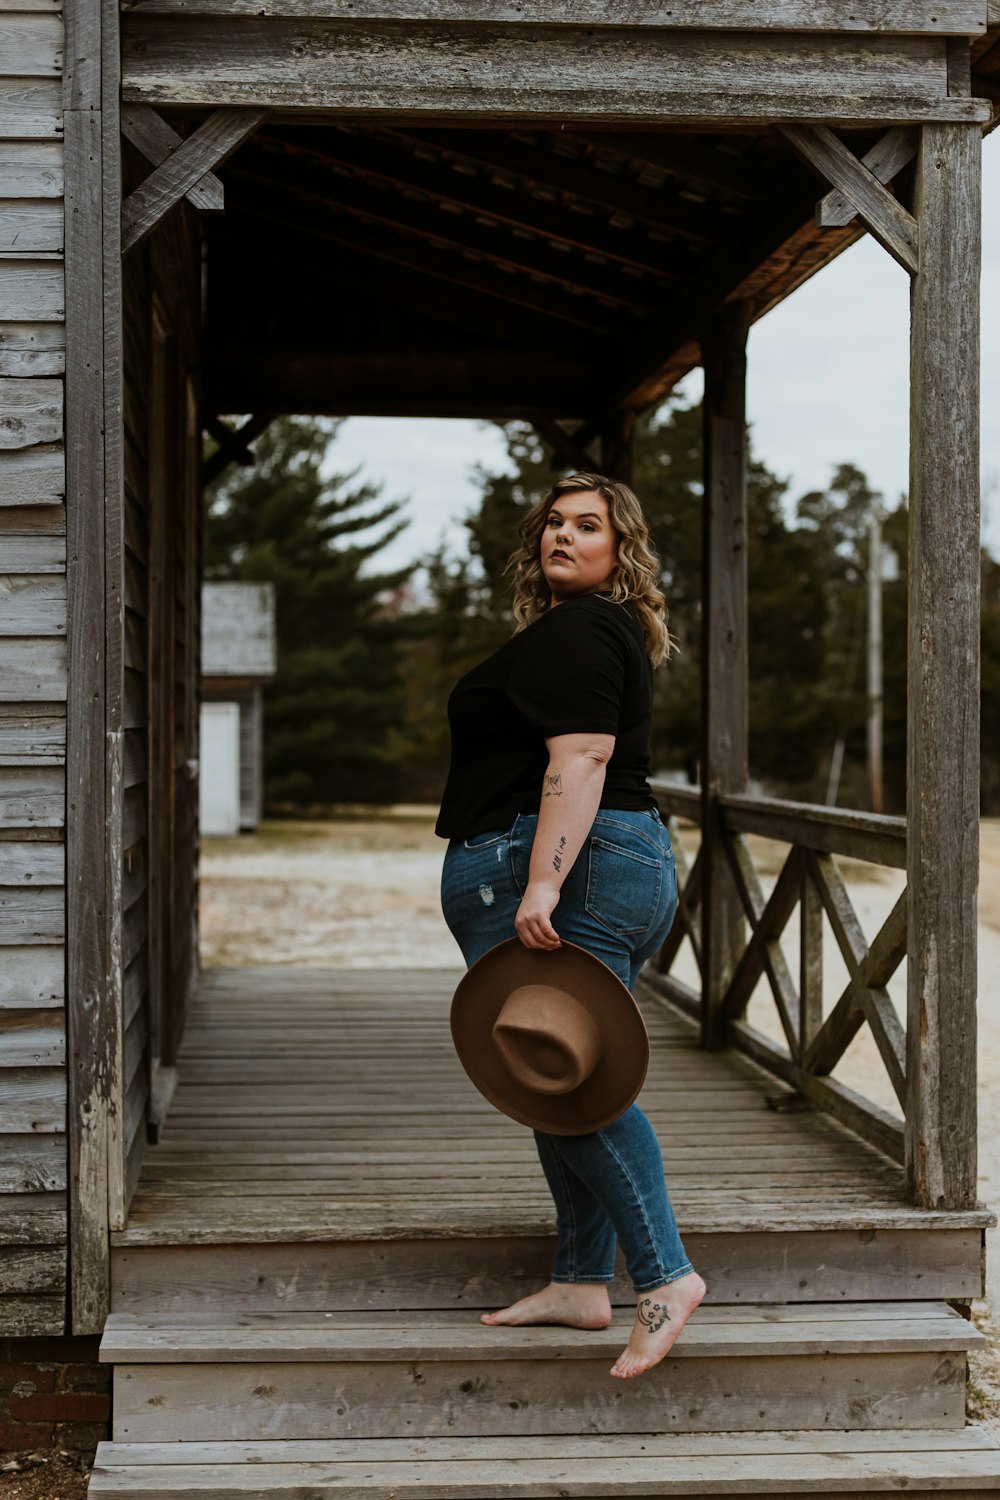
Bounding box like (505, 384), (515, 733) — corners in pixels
(87, 967), (1000, 1497)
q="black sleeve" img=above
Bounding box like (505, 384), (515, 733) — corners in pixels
(505, 600), (628, 737)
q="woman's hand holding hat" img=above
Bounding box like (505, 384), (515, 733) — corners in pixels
(514, 880), (562, 950)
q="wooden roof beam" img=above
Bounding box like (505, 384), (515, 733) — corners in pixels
(561, 130), (774, 201)
(221, 177), (638, 338)
(776, 124), (919, 273)
(393, 129), (735, 246)
(227, 145), (664, 310)
(121, 1), (989, 36)
(257, 129), (690, 279)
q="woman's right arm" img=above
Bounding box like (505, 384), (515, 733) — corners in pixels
(514, 730), (615, 950)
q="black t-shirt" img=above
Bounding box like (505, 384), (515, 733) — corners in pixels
(435, 592), (656, 840)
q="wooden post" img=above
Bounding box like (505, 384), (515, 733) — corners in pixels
(699, 301), (752, 1050)
(906, 122), (980, 1209)
(599, 409), (635, 485)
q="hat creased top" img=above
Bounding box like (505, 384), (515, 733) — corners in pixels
(491, 984), (600, 1097)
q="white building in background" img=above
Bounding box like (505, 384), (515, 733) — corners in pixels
(199, 582), (277, 836)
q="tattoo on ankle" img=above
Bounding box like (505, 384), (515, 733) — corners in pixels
(637, 1297), (669, 1333)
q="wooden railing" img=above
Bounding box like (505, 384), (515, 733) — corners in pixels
(646, 781), (909, 1166)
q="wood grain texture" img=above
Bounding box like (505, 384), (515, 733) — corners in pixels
(776, 123), (919, 273)
(0, 376), (62, 448)
(114, 1), (991, 31)
(699, 302), (750, 1051)
(816, 124), (918, 228)
(905, 122), (982, 1211)
(0, 445), (65, 502)
(1, 14), (64, 75)
(118, 22), (991, 124)
(120, 103), (225, 211)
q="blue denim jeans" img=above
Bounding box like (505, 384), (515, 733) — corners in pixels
(441, 806), (695, 1293)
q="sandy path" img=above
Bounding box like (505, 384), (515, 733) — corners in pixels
(199, 810), (1000, 1430)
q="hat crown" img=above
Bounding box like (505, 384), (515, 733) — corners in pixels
(491, 983), (601, 1097)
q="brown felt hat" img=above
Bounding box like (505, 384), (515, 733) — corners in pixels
(450, 938), (649, 1135)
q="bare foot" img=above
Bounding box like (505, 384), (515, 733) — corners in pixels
(480, 1281), (613, 1330)
(609, 1270), (706, 1379)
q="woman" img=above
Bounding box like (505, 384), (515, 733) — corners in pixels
(436, 472), (705, 1380)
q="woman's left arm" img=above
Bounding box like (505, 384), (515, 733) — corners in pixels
(515, 731), (615, 950)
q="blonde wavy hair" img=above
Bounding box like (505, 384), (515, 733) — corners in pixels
(505, 472), (672, 667)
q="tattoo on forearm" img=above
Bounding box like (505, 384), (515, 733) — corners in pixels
(552, 834), (567, 874)
(543, 772), (563, 798)
(637, 1298), (669, 1334)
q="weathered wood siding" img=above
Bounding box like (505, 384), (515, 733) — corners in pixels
(0, 0), (68, 1336)
(114, 150), (202, 1224)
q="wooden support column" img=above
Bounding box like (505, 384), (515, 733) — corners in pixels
(700, 301), (752, 1050)
(599, 409), (635, 485)
(906, 121), (981, 1209)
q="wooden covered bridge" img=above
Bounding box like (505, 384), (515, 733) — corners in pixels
(3, 1), (1000, 1493)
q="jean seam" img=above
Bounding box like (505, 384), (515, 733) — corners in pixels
(550, 1145), (579, 1282)
(633, 1262), (696, 1294)
(598, 1130), (676, 1290)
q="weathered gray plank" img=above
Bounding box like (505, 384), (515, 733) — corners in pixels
(0, 1243), (64, 1294)
(0, 79), (68, 137)
(0, 942), (63, 1004)
(0, 143), (62, 198)
(0, 1190), (67, 1243)
(776, 123), (919, 273)
(64, 26), (113, 1323)
(0, 199), (63, 254)
(110, 1348), (966, 1441)
(0, 765), (63, 822)
(718, 792), (907, 868)
(906, 121), (981, 1210)
(699, 301), (750, 1051)
(119, 24), (991, 124)
(0, 1133), (66, 1191)
(0, 321), (64, 376)
(0, 261), (64, 320)
(0, 575), (66, 635)
(0, 1293), (65, 1335)
(0, 887), (65, 943)
(0, 1067), (66, 1131)
(0, 530), (66, 570)
(114, 1), (990, 31)
(1, 13), (63, 73)
(0, 377), (62, 448)
(0, 445), (65, 501)
(0, 639), (66, 699)
(0, 1008), (65, 1064)
(0, 703), (64, 763)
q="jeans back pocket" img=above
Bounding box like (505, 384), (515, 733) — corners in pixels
(585, 835), (663, 936)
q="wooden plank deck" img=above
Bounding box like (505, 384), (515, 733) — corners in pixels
(117, 966), (991, 1248)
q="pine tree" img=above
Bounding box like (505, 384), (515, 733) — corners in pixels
(203, 416), (418, 806)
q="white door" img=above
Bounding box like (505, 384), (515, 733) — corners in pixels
(199, 701), (241, 835)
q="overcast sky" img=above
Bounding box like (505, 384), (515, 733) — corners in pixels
(325, 135), (1000, 576)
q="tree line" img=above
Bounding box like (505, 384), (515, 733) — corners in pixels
(203, 405), (1000, 817)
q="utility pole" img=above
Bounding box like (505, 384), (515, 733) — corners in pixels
(867, 510), (884, 814)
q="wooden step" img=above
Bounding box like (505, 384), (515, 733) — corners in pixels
(109, 1224), (985, 1313)
(88, 1429), (1000, 1497)
(102, 1302), (982, 1442)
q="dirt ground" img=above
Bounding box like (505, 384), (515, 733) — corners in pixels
(197, 809), (1000, 1437)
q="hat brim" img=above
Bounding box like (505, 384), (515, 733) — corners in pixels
(450, 938), (649, 1135)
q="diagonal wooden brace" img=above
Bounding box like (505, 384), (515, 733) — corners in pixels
(776, 122), (919, 274)
(816, 125), (918, 228)
(528, 413), (598, 474)
(202, 413), (276, 487)
(122, 104), (225, 214)
(121, 107), (269, 256)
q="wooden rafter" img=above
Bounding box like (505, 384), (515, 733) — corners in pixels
(226, 148), (658, 311)
(394, 129), (731, 246)
(255, 129), (691, 279)
(121, 107), (268, 255)
(222, 180), (633, 338)
(121, 104), (225, 214)
(564, 130), (773, 200)
(775, 123), (919, 273)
